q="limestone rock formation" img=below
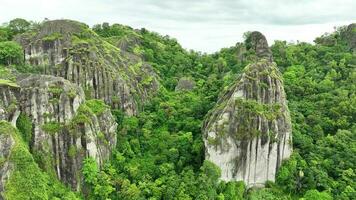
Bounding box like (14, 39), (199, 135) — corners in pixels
(342, 23), (356, 51)
(14, 74), (117, 190)
(0, 122), (15, 199)
(0, 74), (117, 191)
(0, 81), (20, 126)
(16, 20), (159, 116)
(203, 32), (292, 187)
(175, 77), (196, 91)
(244, 31), (273, 62)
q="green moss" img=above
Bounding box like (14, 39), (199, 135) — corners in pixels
(68, 145), (77, 158)
(0, 156), (5, 167)
(43, 112), (53, 119)
(49, 98), (59, 104)
(207, 136), (219, 146)
(16, 113), (32, 145)
(42, 32), (62, 41)
(48, 86), (63, 97)
(71, 113), (91, 125)
(142, 76), (153, 86)
(0, 121), (78, 199)
(0, 79), (19, 88)
(41, 122), (61, 134)
(258, 82), (269, 89)
(84, 86), (93, 99)
(111, 95), (120, 104)
(6, 102), (17, 113)
(71, 35), (89, 46)
(133, 45), (144, 55)
(32, 148), (56, 179)
(0, 66), (16, 81)
(71, 104), (93, 126)
(68, 89), (77, 99)
(97, 131), (109, 145)
(85, 99), (109, 115)
(235, 98), (282, 120)
(0, 120), (48, 200)
(231, 98), (283, 140)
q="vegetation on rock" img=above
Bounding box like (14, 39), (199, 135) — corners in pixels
(0, 18), (354, 199)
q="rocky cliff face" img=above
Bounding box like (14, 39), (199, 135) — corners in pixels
(203, 32), (292, 187)
(0, 74), (117, 191)
(16, 20), (159, 116)
(0, 122), (15, 199)
(244, 31), (273, 62)
(1, 19), (160, 193)
(0, 81), (20, 126)
(342, 23), (356, 51)
(16, 74), (117, 190)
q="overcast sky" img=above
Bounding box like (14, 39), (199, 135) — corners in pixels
(1, 0), (355, 52)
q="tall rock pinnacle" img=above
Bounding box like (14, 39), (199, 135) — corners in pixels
(203, 32), (292, 187)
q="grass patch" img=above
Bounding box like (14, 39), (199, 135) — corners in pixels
(41, 122), (61, 134)
(42, 32), (63, 42)
(84, 99), (109, 115)
(0, 79), (19, 88)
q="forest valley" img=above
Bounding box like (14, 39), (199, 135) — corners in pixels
(0, 18), (355, 200)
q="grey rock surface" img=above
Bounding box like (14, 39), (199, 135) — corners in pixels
(16, 20), (159, 116)
(203, 32), (292, 187)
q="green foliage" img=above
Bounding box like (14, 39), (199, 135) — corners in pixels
(8, 18), (31, 35)
(0, 41), (23, 65)
(16, 113), (32, 145)
(0, 121), (78, 199)
(0, 78), (19, 87)
(48, 86), (63, 97)
(272, 35), (356, 199)
(220, 181), (245, 200)
(301, 189), (333, 200)
(41, 122), (61, 134)
(0, 27), (11, 42)
(42, 32), (62, 41)
(83, 157), (99, 185)
(0, 18), (355, 200)
(68, 145), (77, 158)
(85, 99), (109, 115)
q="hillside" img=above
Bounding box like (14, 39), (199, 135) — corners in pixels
(0, 18), (355, 200)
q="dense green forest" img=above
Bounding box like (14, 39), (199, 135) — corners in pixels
(0, 19), (355, 200)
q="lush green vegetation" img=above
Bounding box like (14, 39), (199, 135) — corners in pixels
(0, 121), (79, 200)
(84, 23), (355, 200)
(0, 19), (354, 199)
(0, 41), (23, 65)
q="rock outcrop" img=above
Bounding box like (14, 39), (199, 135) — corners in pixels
(15, 74), (117, 190)
(0, 81), (20, 126)
(175, 77), (196, 91)
(342, 23), (356, 51)
(1, 19), (161, 192)
(0, 122), (15, 199)
(0, 73), (117, 191)
(16, 20), (159, 116)
(203, 32), (292, 187)
(244, 31), (273, 62)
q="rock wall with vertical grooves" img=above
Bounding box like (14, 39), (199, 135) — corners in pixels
(16, 20), (159, 116)
(16, 74), (117, 190)
(0, 74), (117, 191)
(0, 122), (15, 199)
(0, 83), (20, 126)
(203, 32), (292, 187)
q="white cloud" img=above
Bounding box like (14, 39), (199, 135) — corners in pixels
(0, 0), (355, 52)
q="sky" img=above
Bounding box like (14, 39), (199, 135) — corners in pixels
(0, 0), (355, 53)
